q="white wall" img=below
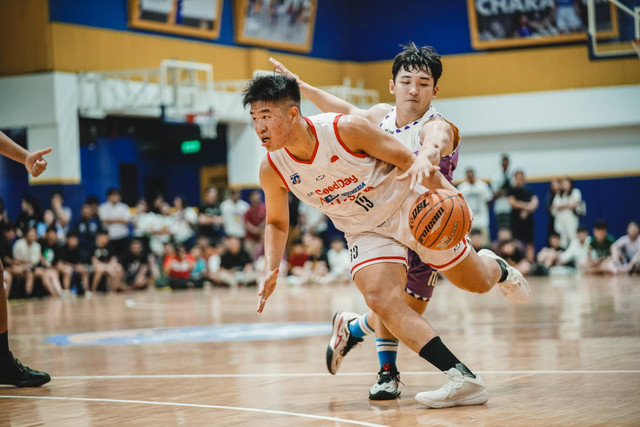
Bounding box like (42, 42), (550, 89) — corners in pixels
(0, 73), (81, 183)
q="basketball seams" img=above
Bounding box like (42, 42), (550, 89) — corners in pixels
(409, 190), (471, 250)
(414, 195), (455, 247)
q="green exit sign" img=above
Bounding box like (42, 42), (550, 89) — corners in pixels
(181, 140), (201, 154)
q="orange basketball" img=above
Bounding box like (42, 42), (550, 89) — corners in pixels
(408, 189), (471, 250)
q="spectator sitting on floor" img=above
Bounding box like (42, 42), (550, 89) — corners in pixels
(559, 226), (590, 270)
(497, 237), (532, 276)
(0, 224), (26, 297)
(286, 238), (311, 285)
(303, 233), (329, 283)
(163, 243), (195, 289)
(243, 190), (266, 261)
(120, 239), (152, 290)
(536, 233), (565, 269)
(612, 221), (640, 274)
(189, 245), (207, 288)
(38, 226), (64, 295)
(584, 220), (618, 275)
(327, 238), (350, 284)
(58, 231), (89, 293)
(219, 236), (256, 287)
(91, 230), (126, 293)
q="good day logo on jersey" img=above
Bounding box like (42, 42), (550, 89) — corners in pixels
(290, 173), (301, 185)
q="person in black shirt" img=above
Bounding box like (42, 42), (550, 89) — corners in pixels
(508, 170), (539, 263)
(73, 203), (104, 257)
(220, 236), (256, 286)
(197, 186), (224, 244)
(37, 226), (63, 296)
(120, 239), (152, 290)
(14, 196), (41, 238)
(58, 231), (89, 293)
(90, 230), (125, 293)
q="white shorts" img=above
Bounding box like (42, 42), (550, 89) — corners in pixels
(345, 188), (471, 278)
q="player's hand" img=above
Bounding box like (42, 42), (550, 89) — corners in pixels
(397, 155), (440, 189)
(25, 147), (52, 178)
(269, 58), (300, 83)
(256, 267), (279, 313)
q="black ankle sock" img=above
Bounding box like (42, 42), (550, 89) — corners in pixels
(0, 331), (10, 363)
(419, 336), (475, 378)
(496, 259), (509, 282)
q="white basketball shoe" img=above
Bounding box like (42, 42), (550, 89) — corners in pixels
(478, 249), (531, 304)
(326, 311), (363, 375)
(415, 367), (489, 409)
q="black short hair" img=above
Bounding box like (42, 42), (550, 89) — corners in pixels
(577, 226), (589, 233)
(46, 226), (57, 234)
(107, 188), (120, 197)
(242, 75), (301, 109)
(392, 43), (443, 86)
(66, 230), (79, 238)
(593, 220), (608, 230)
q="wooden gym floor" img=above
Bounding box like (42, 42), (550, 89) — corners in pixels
(1, 274), (639, 426)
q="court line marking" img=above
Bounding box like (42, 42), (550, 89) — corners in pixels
(49, 369), (640, 380)
(0, 395), (389, 427)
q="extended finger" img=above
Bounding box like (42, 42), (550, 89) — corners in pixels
(34, 147), (53, 158)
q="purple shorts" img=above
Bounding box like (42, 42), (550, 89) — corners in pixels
(405, 249), (437, 301)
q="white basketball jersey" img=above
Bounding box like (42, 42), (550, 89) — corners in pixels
(267, 113), (411, 234)
(378, 105), (460, 182)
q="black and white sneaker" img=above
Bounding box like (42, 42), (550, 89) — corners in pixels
(326, 311), (363, 374)
(369, 363), (402, 400)
(0, 353), (51, 387)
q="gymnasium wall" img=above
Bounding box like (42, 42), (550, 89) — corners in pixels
(0, 0), (638, 250)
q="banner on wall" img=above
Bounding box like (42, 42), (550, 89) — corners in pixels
(129, 0), (223, 39)
(467, 0), (618, 49)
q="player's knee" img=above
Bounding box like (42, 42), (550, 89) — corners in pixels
(362, 289), (394, 316)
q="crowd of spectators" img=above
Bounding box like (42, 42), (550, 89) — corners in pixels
(0, 186), (348, 299)
(459, 154), (639, 277)
(1, 154), (637, 299)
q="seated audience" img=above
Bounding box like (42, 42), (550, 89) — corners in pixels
(73, 203), (104, 257)
(163, 243), (195, 289)
(38, 226), (64, 295)
(327, 238), (350, 284)
(243, 190), (266, 261)
(58, 231), (89, 293)
(91, 230), (126, 293)
(171, 196), (197, 247)
(559, 226), (591, 270)
(612, 221), (640, 274)
(584, 220), (618, 274)
(120, 239), (152, 290)
(219, 236), (256, 286)
(496, 237), (532, 276)
(50, 192), (72, 232)
(197, 187), (224, 245)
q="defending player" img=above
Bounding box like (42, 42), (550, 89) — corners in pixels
(271, 44), (500, 400)
(0, 130), (52, 387)
(245, 74), (530, 408)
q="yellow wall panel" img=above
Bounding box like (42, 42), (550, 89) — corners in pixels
(366, 45), (640, 102)
(0, 0), (53, 76)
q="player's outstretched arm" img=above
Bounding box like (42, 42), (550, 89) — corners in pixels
(257, 156), (290, 313)
(269, 57), (391, 123)
(0, 131), (52, 178)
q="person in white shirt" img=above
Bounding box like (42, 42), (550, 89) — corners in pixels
(98, 189), (131, 257)
(327, 238), (350, 283)
(220, 190), (250, 239)
(552, 177), (583, 248)
(559, 226), (590, 269)
(612, 221), (640, 274)
(457, 168), (493, 247)
(491, 154), (513, 232)
(170, 196), (198, 246)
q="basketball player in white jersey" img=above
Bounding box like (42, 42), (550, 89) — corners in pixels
(244, 74), (529, 408)
(270, 44), (519, 400)
(0, 130), (51, 387)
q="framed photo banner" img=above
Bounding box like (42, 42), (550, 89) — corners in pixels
(234, 0), (317, 53)
(467, 0), (618, 49)
(129, 0), (223, 40)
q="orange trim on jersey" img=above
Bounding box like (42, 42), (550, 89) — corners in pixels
(350, 256), (407, 276)
(283, 117), (319, 165)
(333, 114), (367, 159)
(427, 239), (469, 270)
(267, 153), (290, 191)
